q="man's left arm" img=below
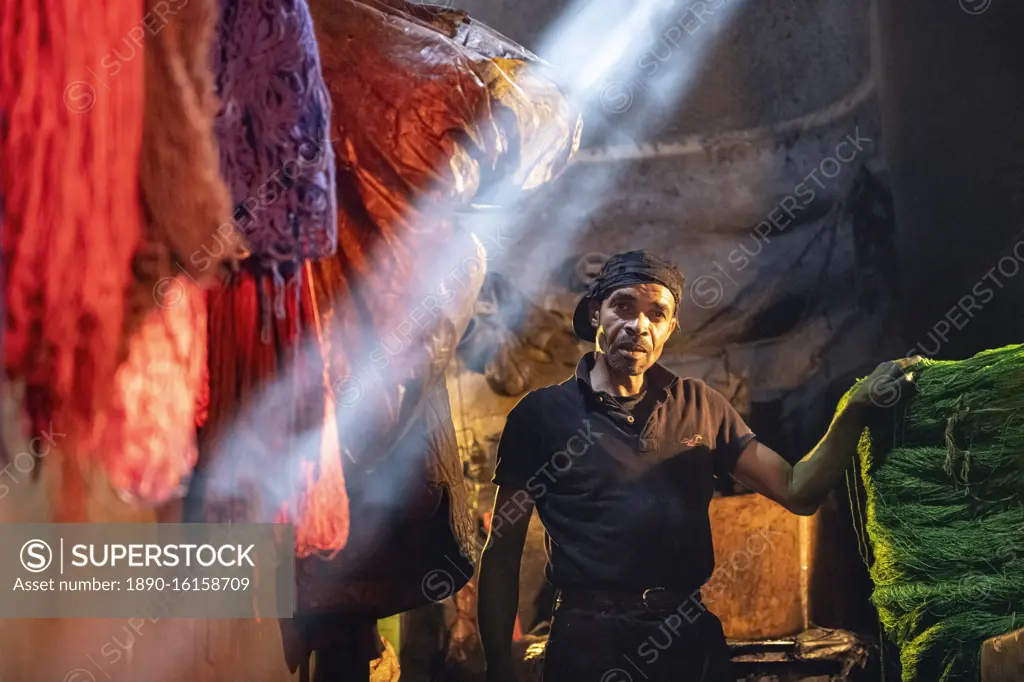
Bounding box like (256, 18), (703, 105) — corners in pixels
(730, 357), (920, 516)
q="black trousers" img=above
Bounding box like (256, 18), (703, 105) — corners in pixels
(543, 597), (733, 682)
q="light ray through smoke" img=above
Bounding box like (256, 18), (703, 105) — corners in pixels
(199, 0), (748, 565)
(507, 0), (748, 304)
(37, 2), (750, 678)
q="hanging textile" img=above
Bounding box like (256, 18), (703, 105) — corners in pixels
(840, 345), (1024, 682)
(212, 0), (337, 282)
(306, 0), (582, 421)
(86, 278), (209, 507)
(194, 0), (342, 551)
(1, 0), (234, 516)
(191, 271), (304, 522)
(135, 0), (240, 312)
(88, 0), (234, 509)
(296, 0), (582, 558)
(0, 1), (146, 460)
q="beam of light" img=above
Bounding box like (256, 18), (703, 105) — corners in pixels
(482, 0), (749, 305)
(533, 0), (678, 95)
(198, 0), (748, 565)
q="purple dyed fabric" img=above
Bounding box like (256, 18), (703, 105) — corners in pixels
(213, 0), (337, 279)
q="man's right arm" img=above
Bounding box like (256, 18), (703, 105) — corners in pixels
(478, 484), (535, 682)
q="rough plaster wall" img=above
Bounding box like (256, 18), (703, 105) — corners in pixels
(451, 0), (871, 142)
(876, 0), (1024, 358)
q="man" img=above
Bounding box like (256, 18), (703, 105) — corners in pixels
(477, 250), (917, 682)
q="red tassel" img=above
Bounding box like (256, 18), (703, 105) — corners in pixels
(199, 271), (350, 557)
(289, 262), (350, 558)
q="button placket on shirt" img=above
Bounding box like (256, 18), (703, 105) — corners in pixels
(594, 394), (630, 432)
(639, 403), (661, 452)
(596, 394), (660, 452)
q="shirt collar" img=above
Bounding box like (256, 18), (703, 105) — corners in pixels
(574, 351), (678, 400)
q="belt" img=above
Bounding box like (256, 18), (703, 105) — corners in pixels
(556, 586), (705, 614)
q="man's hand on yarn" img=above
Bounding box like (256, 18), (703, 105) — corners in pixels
(849, 356), (922, 412)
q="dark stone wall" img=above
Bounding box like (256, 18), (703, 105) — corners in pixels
(451, 0), (871, 143)
(875, 1), (1024, 359)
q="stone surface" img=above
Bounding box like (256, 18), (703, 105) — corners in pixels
(451, 0), (871, 144)
(875, 0), (1024, 359)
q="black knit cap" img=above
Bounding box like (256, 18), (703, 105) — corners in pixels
(572, 250), (686, 342)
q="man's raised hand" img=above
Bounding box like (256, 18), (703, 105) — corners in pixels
(850, 356), (923, 411)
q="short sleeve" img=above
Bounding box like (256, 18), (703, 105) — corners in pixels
(491, 394), (546, 488)
(703, 384), (756, 478)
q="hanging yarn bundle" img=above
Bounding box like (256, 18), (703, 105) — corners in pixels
(196, 0), (343, 554)
(212, 0), (337, 282)
(2, 0), (234, 514)
(290, 263), (350, 558)
(135, 0), (240, 300)
(83, 0), (236, 509)
(840, 344), (1024, 682)
(87, 278), (209, 506)
(0, 0), (146, 515)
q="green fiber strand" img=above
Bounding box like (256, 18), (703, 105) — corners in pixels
(840, 345), (1024, 682)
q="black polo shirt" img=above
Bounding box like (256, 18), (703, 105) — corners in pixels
(492, 352), (756, 592)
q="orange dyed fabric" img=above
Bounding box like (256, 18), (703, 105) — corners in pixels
(0, 1), (145, 444)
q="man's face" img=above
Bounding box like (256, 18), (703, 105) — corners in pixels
(591, 283), (678, 376)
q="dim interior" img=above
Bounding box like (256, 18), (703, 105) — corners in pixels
(0, 0), (1022, 681)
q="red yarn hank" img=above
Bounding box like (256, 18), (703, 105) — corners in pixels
(0, 0), (146, 449)
(198, 274), (276, 524)
(85, 277), (207, 506)
(199, 271), (350, 558)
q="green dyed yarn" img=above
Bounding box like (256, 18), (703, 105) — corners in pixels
(840, 345), (1024, 682)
